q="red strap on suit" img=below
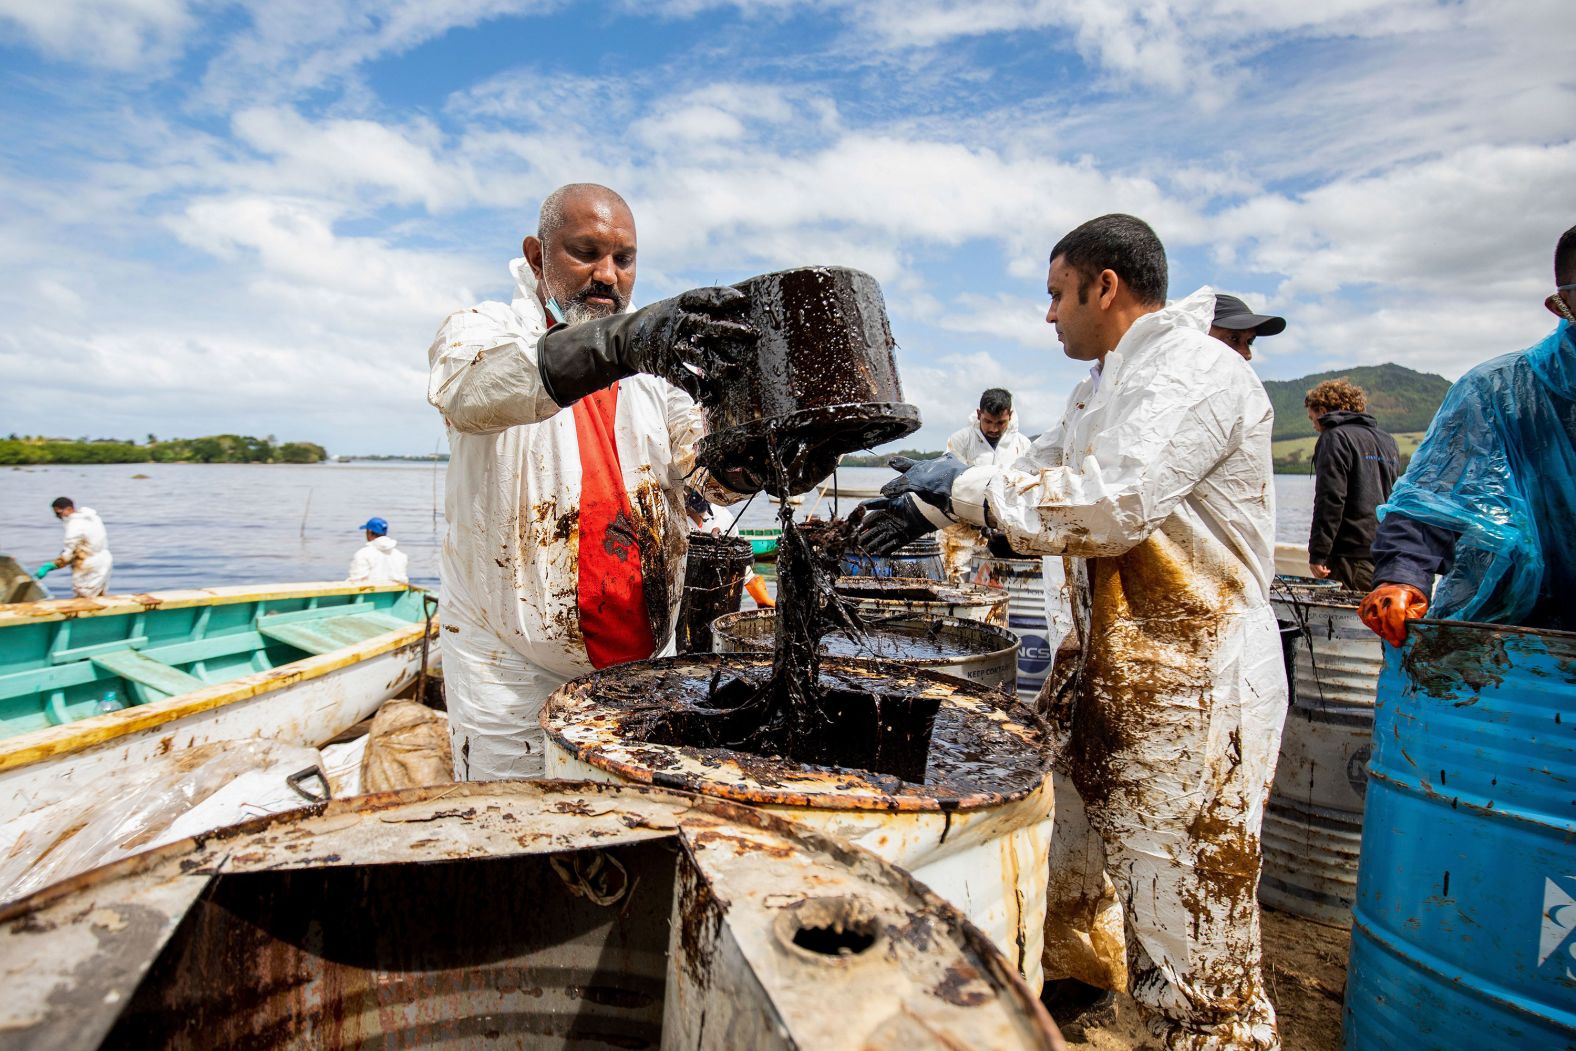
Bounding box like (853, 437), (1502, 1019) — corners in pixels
(572, 382), (657, 668)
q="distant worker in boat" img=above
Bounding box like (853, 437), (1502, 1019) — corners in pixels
(1304, 379), (1400, 591)
(1209, 293), (1286, 362)
(857, 215), (1285, 1050)
(34, 498), (113, 598)
(1361, 223), (1576, 644)
(426, 182), (755, 781)
(347, 517), (410, 585)
(941, 388), (1037, 577)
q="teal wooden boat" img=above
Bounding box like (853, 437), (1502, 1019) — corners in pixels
(0, 582), (434, 825)
(737, 527), (781, 560)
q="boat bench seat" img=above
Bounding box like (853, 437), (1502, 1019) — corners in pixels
(91, 649), (207, 701)
(255, 612), (410, 657)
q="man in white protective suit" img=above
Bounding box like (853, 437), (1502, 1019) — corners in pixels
(939, 387), (1035, 578)
(856, 214), (1285, 1050)
(945, 387), (1033, 465)
(35, 497), (113, 598)
(426, 183), (755, 781)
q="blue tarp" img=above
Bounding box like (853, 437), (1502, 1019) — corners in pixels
(1378, 320), (1576, 629)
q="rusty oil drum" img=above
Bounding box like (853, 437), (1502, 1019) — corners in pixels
(0, 781), (1065, 1050)
(675, 531), (754, 654)
(695, 267), (921, 496)
(712, 608), (1018, 694)
(542, 653), (1056, 993)
(843, 537), (946, 581)
(1344, 619), (1576, 1048)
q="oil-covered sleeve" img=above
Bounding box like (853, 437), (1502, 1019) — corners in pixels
(426, 304), (563, 434)
(664, 382), (745, 505)
(55, 521), (85, 567)
(949, 363), (1257, 558)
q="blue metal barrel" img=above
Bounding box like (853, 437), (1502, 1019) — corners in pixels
(1345, 619), (1576, 1049)
(842, 537), (945, 581)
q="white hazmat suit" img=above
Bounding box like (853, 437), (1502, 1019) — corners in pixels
(347, 535), (409, 584)
(427, 260), (716, 781)
(948, 289), (1285, 1050)
(54, 508), (112, 598)
(945, 415), (1034, 465)
(941, 416), (1035, 580)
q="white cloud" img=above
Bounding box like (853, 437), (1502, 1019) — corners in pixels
(169, 195), (488, 324)
(0, 0), (193, 69)
(231, 108), (480, 212)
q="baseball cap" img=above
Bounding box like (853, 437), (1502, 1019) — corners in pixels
(1213, 294), (1287, 336)
(358, 517), (389, 535)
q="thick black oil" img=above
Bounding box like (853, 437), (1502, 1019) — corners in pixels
(649, 430), (944, 781)
(588, 656), (1047, 800)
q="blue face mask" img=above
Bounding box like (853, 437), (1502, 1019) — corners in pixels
(544, 296), (566, 325)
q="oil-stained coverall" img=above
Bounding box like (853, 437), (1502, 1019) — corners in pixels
(55, 508), (113, 598)
(427, 259), (721, 780)
(947, 288), (1286, 1050)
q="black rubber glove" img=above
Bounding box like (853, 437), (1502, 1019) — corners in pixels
(850, 495), (935, 555)
(537, 287), (756, 406)
(882, 453), (968, 513)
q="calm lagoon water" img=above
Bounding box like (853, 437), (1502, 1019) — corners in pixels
(0, 462), (1315, 595)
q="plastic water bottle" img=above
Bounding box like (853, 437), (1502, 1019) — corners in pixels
(95, 688), (125, 714)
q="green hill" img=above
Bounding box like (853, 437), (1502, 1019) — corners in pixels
(1264, 363), (1451, 441)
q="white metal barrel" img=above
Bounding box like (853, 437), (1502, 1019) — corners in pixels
(542, 654), (1056, 993)
(1263, 588), (1381, 927)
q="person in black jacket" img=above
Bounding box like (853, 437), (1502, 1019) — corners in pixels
(1305, 379), (1400, 590)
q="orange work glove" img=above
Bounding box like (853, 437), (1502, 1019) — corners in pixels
(1358, 583), (1429, 646)
(745, 575), (775, 608)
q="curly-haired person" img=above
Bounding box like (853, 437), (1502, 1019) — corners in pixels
(1305, 379), (1400, 590)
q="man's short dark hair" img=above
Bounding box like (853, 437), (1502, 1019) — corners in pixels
(1049, 214), (1168, 307)
(51, 497), (73, 511)
(1556, 224), (1576, 287)
(979, 388), (1012, 415)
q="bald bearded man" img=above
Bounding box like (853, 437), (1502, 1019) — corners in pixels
(427, 183), (755, 780)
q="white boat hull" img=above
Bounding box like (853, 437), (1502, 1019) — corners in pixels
(0, 633), (423, 827)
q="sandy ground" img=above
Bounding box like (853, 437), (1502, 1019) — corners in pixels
(1059, 906), (1350, 1051)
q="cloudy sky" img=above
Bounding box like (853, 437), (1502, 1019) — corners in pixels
(0, 1), (1571, 456)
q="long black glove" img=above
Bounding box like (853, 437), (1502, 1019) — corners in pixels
(881, 453), (968, 513)
(537, 286), (756, 406)
(850, 494), (935, 555)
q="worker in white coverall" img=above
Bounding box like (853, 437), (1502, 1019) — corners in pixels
(347, 517), (410, 584)
(426, 183), (754, 781)
(940, 387), (1035, 580)
(856, 214), (1285, 1050)
(35, 497), (113, 597)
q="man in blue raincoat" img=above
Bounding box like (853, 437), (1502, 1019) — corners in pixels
(1361, 224), (1576, 643)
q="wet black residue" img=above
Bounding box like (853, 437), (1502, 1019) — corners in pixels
(571, 656), (1048, 801)
(1403, 622), (1513, 703)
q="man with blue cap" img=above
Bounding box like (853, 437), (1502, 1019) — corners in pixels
(348, 517), (409, 584)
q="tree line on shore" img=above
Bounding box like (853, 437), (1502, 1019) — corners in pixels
(0, 434), (328, 465)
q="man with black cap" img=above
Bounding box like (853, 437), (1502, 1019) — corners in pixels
(1210, 293), (1286, 361)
